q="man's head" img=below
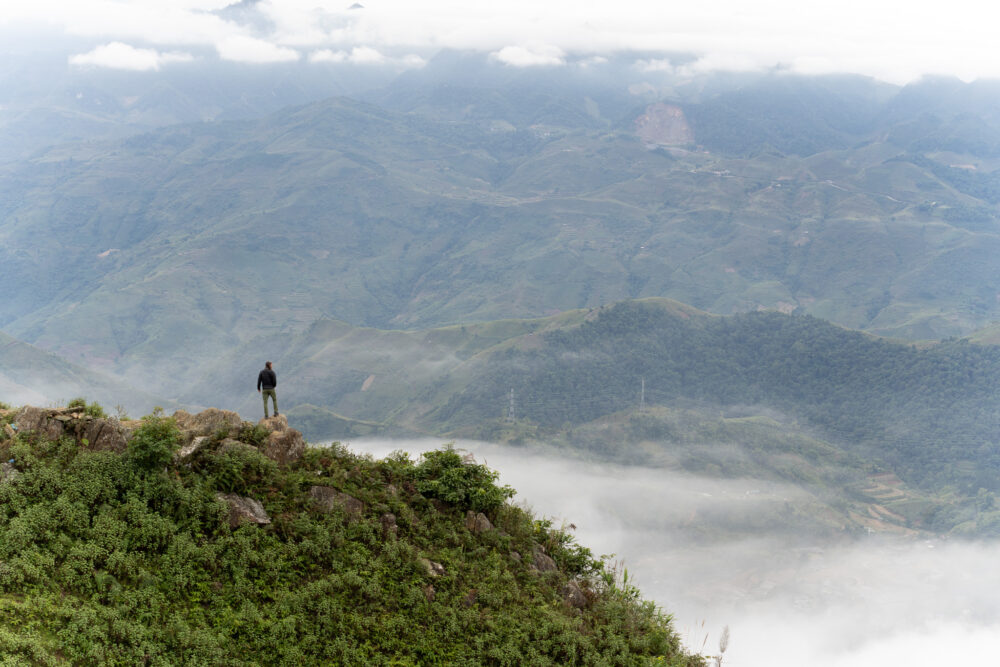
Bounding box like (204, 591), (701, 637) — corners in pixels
(265, 361), (273, 370)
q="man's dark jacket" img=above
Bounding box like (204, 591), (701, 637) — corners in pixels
(257, 368), (277, 391)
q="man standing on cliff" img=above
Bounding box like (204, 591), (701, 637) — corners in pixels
(257, 361), (278, 418)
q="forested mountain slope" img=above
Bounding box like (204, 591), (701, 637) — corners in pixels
(434, 301), (1000, 493)
(179, 300), (999, 504)
(2, 73), (1000, 396)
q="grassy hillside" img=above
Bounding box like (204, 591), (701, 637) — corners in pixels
(0, 407), (704, 665)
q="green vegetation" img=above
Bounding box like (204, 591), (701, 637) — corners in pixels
(412, 447), (515, 514)
(439, 302), (1000, 495)
(67, 397), (108, 420)
(0, 414), (702, 666)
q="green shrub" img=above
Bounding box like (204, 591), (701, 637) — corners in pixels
(237, 423), (270, 448)
(204, 445), (278, 495)
(66, 398), (107, 419)
(411, 445), (515, 513)
(126, 417), (179, 472)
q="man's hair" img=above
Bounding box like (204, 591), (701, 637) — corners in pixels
(265, 361), (272, 369)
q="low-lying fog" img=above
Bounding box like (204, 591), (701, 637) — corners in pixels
(341, 439), (1000, 667)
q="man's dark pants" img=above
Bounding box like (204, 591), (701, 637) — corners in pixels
(262, 389), (278, 418)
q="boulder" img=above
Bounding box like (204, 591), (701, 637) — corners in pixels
(175, 436), (210, 462)
(563, 580), (587, 609)
(0, 461), (20, 484)
(217, 493), (271, 528)
(465, 510), (494, 534)
(418, 558), (446, 578)
(258, 414), (289, 431)
(310, 486), (365, 516)
(532, 545), (558, 573)
(263, 427), (305, 466)
(14, 407), (65, 440)
(82, 418), (129, 453)
(256, 414), (305, 465)
(173, 409), (242, 438)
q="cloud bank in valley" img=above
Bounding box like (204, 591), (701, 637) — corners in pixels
(345, 438), (1000, 667)
(2, 0), (1000, 83)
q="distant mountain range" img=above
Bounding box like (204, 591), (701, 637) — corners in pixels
(3, 65), (1000, 399)
(3, 60), (1000, 535)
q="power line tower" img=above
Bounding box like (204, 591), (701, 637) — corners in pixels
(507, 387), (515, 421)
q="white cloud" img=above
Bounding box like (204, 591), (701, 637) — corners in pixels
(491, 44), (565, 67)
(577, 55), (608, 68)
(215, 35), (299, 63)
(69, 42), (193, 71)
(309, 48), (347, 64)
(400, 53), (426, 69)
(309, 47), (424, 68)
(347, 45), (385, 65)
(5, 1), (1000, 82)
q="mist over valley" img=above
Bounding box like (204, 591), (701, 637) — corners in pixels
(347, 438), (1000, 666)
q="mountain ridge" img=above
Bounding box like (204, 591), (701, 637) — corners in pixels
(5, 82), (1000, 398)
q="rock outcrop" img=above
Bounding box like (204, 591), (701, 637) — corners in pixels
(8, 405), (309, 466)
(0, 461), (20, 484)
(14, 406), (73, 441)
(175, 436), (210, 462)
(217, 493), (271, 528)
(13, 406), (131, 453)
(259, 414), (306, 465)
(173, 409), (242, 438)
(532, 545), (558, 573)
(465, 510), (494, 534)
(418, 558), (446, 578)
(310, 486), (365, 516)
(563, 580), (587, 609)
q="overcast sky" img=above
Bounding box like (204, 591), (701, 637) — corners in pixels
(1, 0), (998, 84)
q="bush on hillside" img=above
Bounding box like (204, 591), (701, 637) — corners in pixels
(66, 397), (107, 419)
(411, 445), (515, 513)
(125, 416), (179, 472)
